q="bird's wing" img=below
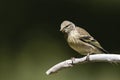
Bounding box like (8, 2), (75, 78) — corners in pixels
(76, 26), (91, 36)
(79, 35), (108, 53)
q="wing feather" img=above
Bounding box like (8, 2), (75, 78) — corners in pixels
(80, 36), (108, 53)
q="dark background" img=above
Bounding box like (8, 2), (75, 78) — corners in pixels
(0, 0), (120, 80)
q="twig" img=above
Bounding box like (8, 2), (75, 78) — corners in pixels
(46, 54), (120, 75)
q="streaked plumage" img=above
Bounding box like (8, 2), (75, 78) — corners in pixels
(60, 20), (108, 55)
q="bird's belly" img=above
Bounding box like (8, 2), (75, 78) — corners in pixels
(68, 41), (101, 55)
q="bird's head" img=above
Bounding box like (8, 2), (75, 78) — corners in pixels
(60, 20), (75, 33)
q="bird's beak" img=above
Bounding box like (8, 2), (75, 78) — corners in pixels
(60, 28), (62, 31)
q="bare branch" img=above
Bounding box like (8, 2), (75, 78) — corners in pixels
(46, 54), (120, 75)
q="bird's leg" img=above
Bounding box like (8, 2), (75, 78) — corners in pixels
(86, 53), (90, 61)
(71, 57), (75, 65)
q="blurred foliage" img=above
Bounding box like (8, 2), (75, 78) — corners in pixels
(0, 0), (120, 80)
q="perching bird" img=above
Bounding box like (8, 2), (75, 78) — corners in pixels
(60, 20), (108, 57)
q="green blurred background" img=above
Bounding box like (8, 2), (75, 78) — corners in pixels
(0, 0), (120, 80)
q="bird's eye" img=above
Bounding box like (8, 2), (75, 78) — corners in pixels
(63, 24), (72, 30)
(66, 24), (71, 27)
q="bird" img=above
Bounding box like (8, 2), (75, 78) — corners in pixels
(60, 20), (108, 59)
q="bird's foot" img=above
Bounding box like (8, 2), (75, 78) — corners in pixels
(71, 57), (75, 65)
(86, 53), (90, 61)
